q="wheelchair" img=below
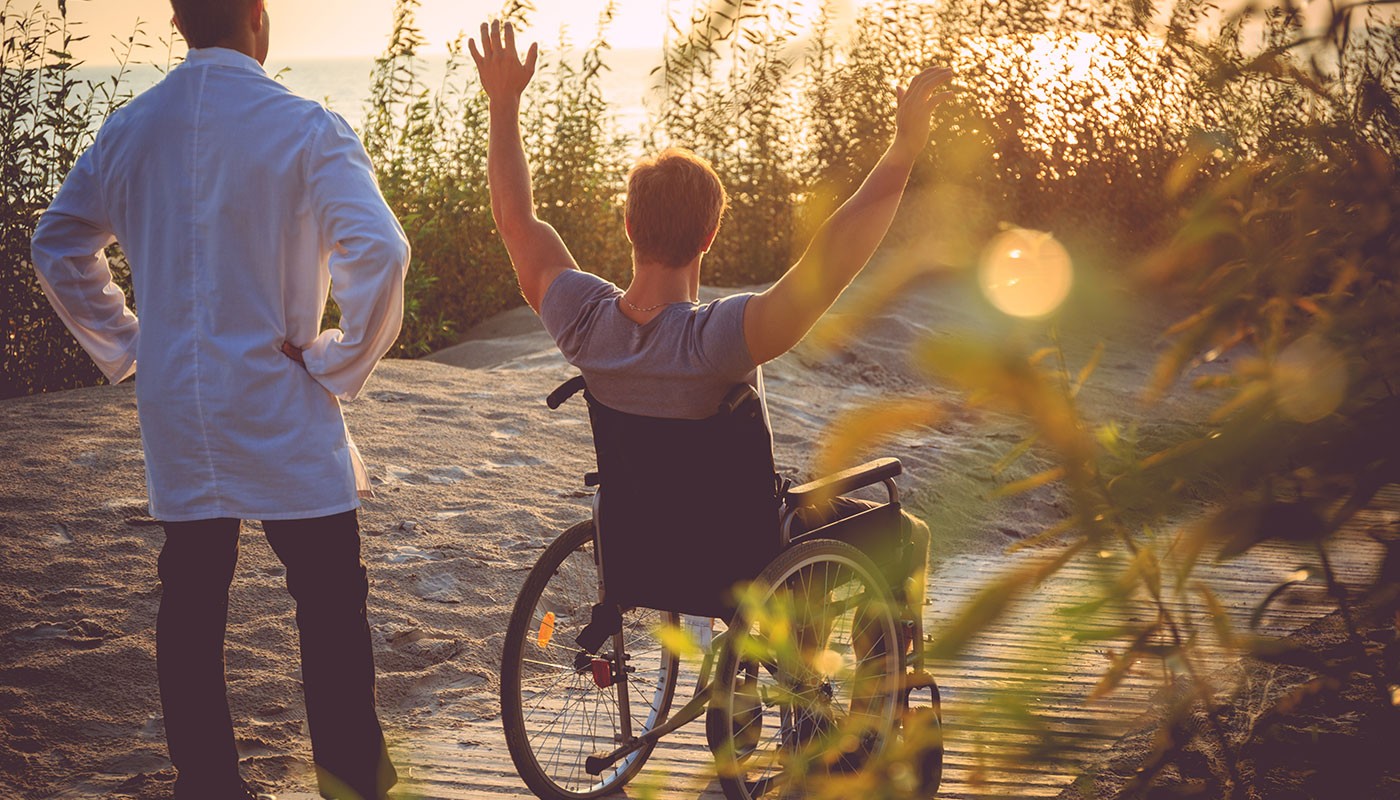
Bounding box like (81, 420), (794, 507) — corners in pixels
(500, 376), (943, 800)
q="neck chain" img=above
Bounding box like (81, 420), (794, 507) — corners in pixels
(624, 296), (689, 314)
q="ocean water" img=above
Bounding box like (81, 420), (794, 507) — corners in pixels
(76, 48), (662, 137)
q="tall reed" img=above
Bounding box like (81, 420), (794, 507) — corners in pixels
(360, 0), (633, 356)
(790, 1), (1400, 793)
(0, 1), (151, 398)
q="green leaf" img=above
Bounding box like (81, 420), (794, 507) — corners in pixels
(654, 622), (701, 659)
(1213, 502), (1330, 561)
(1193, 582), (1235, 648)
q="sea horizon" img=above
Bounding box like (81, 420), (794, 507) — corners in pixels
(75, 47), (665, 135)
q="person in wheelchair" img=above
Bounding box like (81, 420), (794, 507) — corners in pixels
(472, 20), (952, 800)
(471, 20), (948, 616)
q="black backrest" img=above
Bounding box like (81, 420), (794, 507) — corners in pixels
(583, 384), (782, 619)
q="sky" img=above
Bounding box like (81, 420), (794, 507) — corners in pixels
(60, 0), (839, 65)
(58, 0), (1395, 67)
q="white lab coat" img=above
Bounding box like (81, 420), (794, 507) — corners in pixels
(31, 47), (410, 523)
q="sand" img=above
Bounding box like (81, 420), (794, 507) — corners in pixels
(0, 266), (1218, 798)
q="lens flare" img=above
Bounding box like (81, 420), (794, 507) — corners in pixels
(813, 647), (847, 678)
(978, 228), (1074, 318)
(1273, 334), (1347, 423)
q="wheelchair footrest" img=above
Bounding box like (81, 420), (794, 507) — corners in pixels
(585, 738), (638, 777)
(585, 754), (609, 776)
(904, 670), (941, 710)
(905, 670), (939, 692)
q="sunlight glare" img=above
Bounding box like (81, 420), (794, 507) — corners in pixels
(979, 228), (1074, 318)
(1273, 334), (1347, 423)
(813, 647), (847, 679)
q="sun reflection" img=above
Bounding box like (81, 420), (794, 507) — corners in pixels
(962, 30), (1187, 162)
(1273, 334), (1347, 423)
(813, 647), (847, 679)
(978, 228), (1074, 318)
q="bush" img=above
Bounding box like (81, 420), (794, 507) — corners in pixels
(361, 0), (633, 356)
(810, 1), (1399, 792)
(0, 2), (156, 397)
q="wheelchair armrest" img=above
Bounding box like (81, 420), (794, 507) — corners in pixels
(784, 457), (902, 507)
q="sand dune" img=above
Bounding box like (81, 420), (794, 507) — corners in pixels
(0, 271), (1215, 798)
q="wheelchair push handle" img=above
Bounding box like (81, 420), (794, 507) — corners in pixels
(546, 375), (588, 409)
(549, 375), (761, 418)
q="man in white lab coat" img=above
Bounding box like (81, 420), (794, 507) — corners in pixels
(30, 1), (408, 798)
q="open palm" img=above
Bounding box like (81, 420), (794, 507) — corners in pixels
(469, 20), (538, 102)
(894, 66), (955, 156)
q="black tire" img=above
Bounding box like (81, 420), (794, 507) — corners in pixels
(706, 538), (903, 800)
(501, 520), (681, 799)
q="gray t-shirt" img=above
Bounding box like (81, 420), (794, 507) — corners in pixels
(540, 270), (761, 419)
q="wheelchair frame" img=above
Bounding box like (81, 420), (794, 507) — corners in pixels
(500, 377), (942, 800)
(578, 472), (909, 776)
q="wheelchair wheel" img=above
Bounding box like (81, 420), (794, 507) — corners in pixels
(501, 520), (681, 799)
(706, 538), (903, 800)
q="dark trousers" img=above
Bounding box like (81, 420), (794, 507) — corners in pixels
(157, 510), (396, 800)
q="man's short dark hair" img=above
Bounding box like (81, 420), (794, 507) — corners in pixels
(170, 0), (254, 49)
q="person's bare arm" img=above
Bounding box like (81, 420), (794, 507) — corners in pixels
(470, 20), (577, 312)
(743, 67), (954, 364)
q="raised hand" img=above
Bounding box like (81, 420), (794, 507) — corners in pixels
(893, 67), (955, 157)
(469, 20), (539, 103)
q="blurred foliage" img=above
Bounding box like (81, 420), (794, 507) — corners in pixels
(803, 1), (1400, 796)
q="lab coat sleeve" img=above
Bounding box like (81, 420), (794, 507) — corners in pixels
(300, 112), (410, 401)
(30, 142), (139, 384)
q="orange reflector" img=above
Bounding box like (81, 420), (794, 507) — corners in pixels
(537, 612), (556, 649)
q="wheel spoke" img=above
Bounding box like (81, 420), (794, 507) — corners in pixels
(712, 541), (903, 800)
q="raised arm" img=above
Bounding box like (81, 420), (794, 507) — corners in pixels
(470, 20), (578, 312)
(742, 67), (954, 365)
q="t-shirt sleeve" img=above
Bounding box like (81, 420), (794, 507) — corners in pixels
(539, 269), (619, 361)
(696, 292), (758, 379)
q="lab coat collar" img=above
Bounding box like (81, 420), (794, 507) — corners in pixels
(183, 47), (267, 75)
